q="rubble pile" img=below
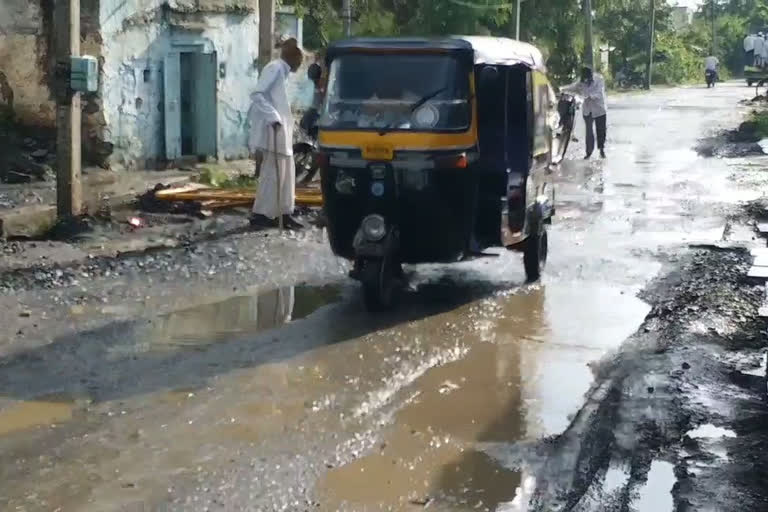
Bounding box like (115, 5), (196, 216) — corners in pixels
(0, 126), (56, 184)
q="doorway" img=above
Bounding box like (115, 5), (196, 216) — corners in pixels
(164, 50), (217, 161)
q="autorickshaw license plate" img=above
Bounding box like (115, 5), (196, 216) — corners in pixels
(362, 144), (394, 161)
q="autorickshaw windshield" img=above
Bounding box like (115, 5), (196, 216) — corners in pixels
(319, 53), (471, 132)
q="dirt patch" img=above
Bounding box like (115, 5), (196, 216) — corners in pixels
(0, 121), (56, 184)
(529, 241), (768, 511)
(697, 107), (768, 158)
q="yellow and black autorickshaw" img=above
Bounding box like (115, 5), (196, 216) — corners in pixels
(317, 36), (575, 311)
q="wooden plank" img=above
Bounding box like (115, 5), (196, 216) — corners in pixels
(199, 199), (251, 209)
(153, 183), (210, 198)
(154, 185), (323, 207)
(296, 194), (323, 206)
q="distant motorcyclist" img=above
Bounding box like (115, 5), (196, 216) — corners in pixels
(704, 55), (719, 88)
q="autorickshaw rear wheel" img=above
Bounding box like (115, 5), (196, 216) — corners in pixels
(524, 223), (548, 283)
(360, 257), (400, 312)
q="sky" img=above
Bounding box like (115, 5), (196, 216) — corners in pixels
(672, 0), (704, 9)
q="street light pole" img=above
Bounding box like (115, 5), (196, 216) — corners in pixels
(711, 0), (717, 55)
(516, 0), (521, 40)
(343, 0), (352, 37)
(645, 0), (655, 90)
(583, 0), (594, 68)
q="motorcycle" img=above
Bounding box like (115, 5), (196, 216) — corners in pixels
(705, 69), (718, 88)
(294, 63), (324, 185)
(555, 92), (578, 160)
(293, 111), (319, 184)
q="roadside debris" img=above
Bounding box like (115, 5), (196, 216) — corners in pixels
(197, 168), (257, 189)
(136, 182), (323, 218)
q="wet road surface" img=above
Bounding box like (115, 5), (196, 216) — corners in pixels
(0, 83), (762, 511)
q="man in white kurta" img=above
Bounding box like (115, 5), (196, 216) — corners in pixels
(248, 39), (303, 229)
(745, 34), (757, 67)
(755, 34), (765, 68)
(562, 66), (608, 159)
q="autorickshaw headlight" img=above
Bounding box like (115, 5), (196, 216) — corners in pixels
(413, 104), (440, 129)
(362, 214), (386, 241)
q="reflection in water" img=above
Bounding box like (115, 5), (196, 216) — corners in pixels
(142, 285), (340, 348)
(319, 290), (547, 511)
(318, 283), (649, 511)
(496, 472), (535, 512)
(0, 398), (74, 436)
(633, 460), (675, 512)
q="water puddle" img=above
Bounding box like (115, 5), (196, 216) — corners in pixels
(318, 284), (649, 510)
(143, 285), (341, 348)
(740, 353), (767, 377)
(603, 465), (631, 495)
(633, 460), (675, 512)
(688, 424), (737, 440)
(0, 396), (75, 436)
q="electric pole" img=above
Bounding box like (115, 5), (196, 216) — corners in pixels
(54, 0), (82, 219)
(646, 0), (655, 90)
(711, 0), (717, 55)
(516, 0), (521, 40)
(258, 0), (275, 69)
(583, 0), (594, 68)
(343, 0), (352, 37)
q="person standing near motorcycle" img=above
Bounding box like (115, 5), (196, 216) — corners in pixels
(704, 55), (719, 87)
(562, 66), (608, 160)
(745, 34), (758, 68)
(755, 33), (765, 68)
(295, 58), (326, 184)
(248, 37), (304, 230)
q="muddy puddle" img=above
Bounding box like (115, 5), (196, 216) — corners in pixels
(142, 284), (342, 348)
(633, 460), (675, 512)
(317, 283), (649, 511)
(0, 395), (75, 436)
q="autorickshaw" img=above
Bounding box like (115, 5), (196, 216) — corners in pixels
(317, 36), (575, 311)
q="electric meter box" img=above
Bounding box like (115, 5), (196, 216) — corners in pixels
(70, 56), (98, 93)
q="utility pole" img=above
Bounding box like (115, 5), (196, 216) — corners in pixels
(583, 0), (594, 68)
(645, 0), (655, 90)
(343, 0), (352, 37)
(515, 0), (522, 40)
(711, 0), (717, 55)
(54, 0), (82, 219)
(258, 0), (275, 70)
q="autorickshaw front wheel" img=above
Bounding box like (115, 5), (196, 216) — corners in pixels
(359, 257), (401, 312)
(524, 223), (548, 282)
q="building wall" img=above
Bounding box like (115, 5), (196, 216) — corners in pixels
(671, 7), (692, 32)
(98, 0), (269, 168)
(0, 0), (55, 127)
(0, 0), (309, 168)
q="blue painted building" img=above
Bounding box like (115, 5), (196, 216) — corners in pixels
(0, 0), (308, 170)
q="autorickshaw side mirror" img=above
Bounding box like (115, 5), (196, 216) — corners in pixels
(479, 66), (499, 89)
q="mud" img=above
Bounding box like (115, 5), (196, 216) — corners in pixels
(525, 245), (768, 512)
